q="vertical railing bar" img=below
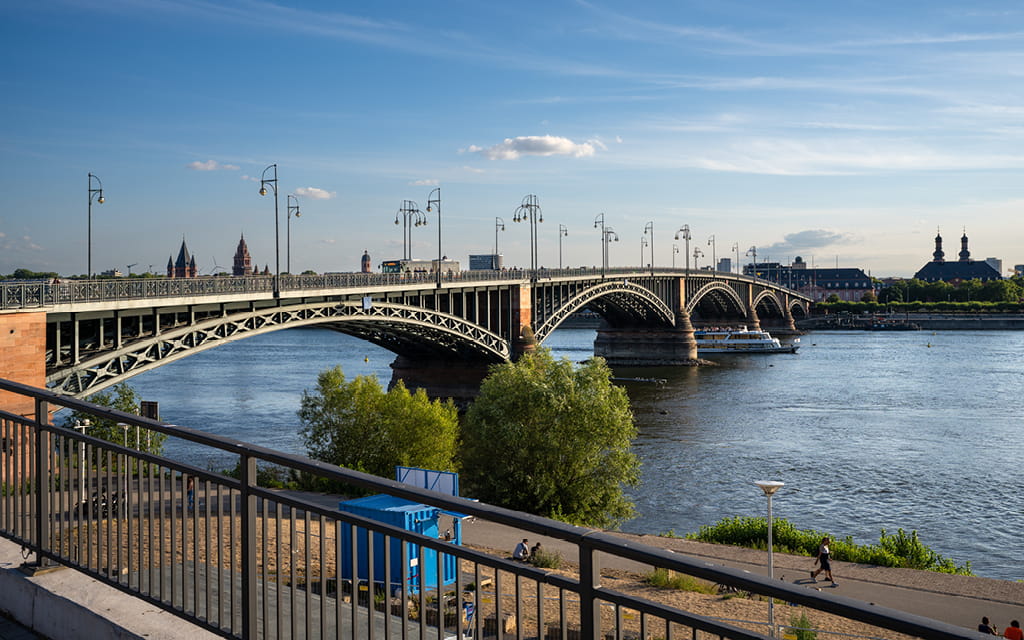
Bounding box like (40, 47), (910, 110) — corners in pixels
(436, 541), (444, 640)
(417, 536), (426, 640)
(400, 536), (409, 640)
(33, 399), (48, 567)
(366, 522), (375, 640)
(276, 502), (283, 640)
(494, 568), (503, 640)
(336, 521), (344, 640)
(320, 514), (327, 640)
(105, 448), (112, 579)
(350, 522), (358, 638)
(171, 467), (179, 608)
(240, 456), (258, 640)
(453, 540), (463, 640)
(616, 603), (624, 640)
(536, 576), (544, 640)
(304, 510), (311, 640)
(515, 573), (523, 640)
(262, 496), (268, 639)
(579, 541), (601, 640)
(126, 453), (134, 591)
(383, 530), (392, 640)
(216, 481), (224, 630)
(473, 562), (481, 640)
(291, 503), (297, 640)
(559, 586), (567, 639)
(230, 484), (237, 636)
(202, 479), (210, 626)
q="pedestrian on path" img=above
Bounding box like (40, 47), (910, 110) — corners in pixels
(1004, 620), (1023, 640)
(810, 536), (837, 586)
(978, 616), (998, 635)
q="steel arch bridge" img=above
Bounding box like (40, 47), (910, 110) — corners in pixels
(0, 269), (811, 399)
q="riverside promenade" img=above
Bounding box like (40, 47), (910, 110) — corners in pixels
(2, 491), (1021, 639)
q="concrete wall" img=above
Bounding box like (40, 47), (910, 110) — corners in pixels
(0, 311), (46, 419)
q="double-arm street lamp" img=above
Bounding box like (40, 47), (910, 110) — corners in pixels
(602, 227), (619, 271)
(287, 195), (301, 274)
(643, 221), (654, 272)
(558, 224), (568, 269)
(672, 243), (679, 268)
(746, 246), (758, 278)
(732, 243), (740, 275)
(708, 235), (716, 273)
(514, 194), (543, 275)
(754, 480), (785, 637)
(494, 217), (506, 270)
(426, 187), (442, 287)
(640, 237), (648, 268)
(693, 247), (704, 270)
(674, 224), (692, 271)
(87, 173), (104, 278)
(258, 164), (281, 296)
(594, 213), (607, 273)
(395, 200), (426, 261)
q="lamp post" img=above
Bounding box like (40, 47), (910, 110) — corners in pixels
(640, 237), (648, 267)
(286, 195), (301, 274)
(746, 246), (758, 278)
(643, 221), (654, 272)
(395, 200), (426, 261)
(514, 194), (543, 275)
(693, 247), (704, 270)
(593, 213), (607, 274)
(708, 235), (716, 273)
(754, 480), (785, 638)
(732, 243), (740, 275)
(672, 244), (679, 268)
(494, 217), (505, 270)
(258, 164), (281, 297)
(558, 224), (568, 269)
(602, 227), (619, 271)
(87, 173), (104, 278)
(674, 225), (691, 272)
(426, 187), (442, 287)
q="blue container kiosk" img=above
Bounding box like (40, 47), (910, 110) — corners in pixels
(338, 494), (461, 593)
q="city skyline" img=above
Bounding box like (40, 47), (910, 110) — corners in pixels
(2, 1), (1023, 278)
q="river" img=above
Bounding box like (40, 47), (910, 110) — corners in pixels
(113, 327), (1023, 581)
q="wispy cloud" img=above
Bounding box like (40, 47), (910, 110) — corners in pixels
(465, 135), (598, 160)
(410, 179), (438, 186)
(757, 230), (856, 257)
(293, 187), (335, 200)
(186, 159), (239, 171)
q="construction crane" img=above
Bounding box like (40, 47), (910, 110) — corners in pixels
(126, 263), (137, 275)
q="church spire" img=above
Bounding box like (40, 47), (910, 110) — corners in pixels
(958, 228), (971, 262)
(932, 228), (945, 263)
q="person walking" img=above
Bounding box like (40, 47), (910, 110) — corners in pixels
(1004, 620), (1023, 640)
(810, 536), (837, 586)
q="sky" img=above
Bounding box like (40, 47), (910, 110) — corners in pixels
(2, 1), (1023, 278)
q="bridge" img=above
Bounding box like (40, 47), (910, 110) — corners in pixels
(0, 268), (810, 410)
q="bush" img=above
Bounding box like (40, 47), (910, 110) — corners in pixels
(687, 517), (972, 575)
(528, 547), (563, 570)
(786, 611), (817, 640)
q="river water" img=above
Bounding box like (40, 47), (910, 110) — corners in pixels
(117, 327), (1023, 580)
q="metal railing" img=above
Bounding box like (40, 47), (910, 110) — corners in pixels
(0, 269), (785, 311)
(0, 377), (958, 640)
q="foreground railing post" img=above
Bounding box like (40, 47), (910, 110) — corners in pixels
(579, 538), (601, 639)
(240, 453), (258, 638)
(32, 397), (49, 565)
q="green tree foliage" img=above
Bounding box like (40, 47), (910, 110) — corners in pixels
(4, 268), (59, 280)
(298, 366), (459, 478)
(61, 383), (167, 455)
(460, 349), (639, 528)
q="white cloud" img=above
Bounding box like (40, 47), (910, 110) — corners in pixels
(758, 230), (856, 256)
(186, 159), (239, 171)
(320, 239), (336, 245)
(410, 179), (439, 186)
(466, 135), (598, 160)
(240, 175), (259, 182)
(462, 166), (485, 174)
(294, 187), (336, 200)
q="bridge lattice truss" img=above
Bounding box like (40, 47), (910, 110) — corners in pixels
(48, 301), (509, 397)
(534, 280), (676, 343)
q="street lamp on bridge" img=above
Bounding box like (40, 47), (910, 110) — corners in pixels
(514, 194), (543, 275)
(558, 224), (568, 269)
(395, 200), (426, 261)
(708, 235), (716, 273)
(287, 195), (301, 274)
(643, 221), (654, 272)
(594, 213), (607, 274)
(732, 243), (740, 275)
(602, 227), (619, 272)
(87, 173), (104, 278)
(672, 243), (679, 268)
(494, 217), (505, 269)
(426, 187), (442, 288)
(258, 164), (281, 297)
(693, 247), (704, 270)
(640, 236), (648, 268)
(746, 246), (758, 278)
(674, 224), (691, 272)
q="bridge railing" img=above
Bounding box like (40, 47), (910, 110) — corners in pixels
(1, 269), (790, 311)
(0, 377), (970, 640)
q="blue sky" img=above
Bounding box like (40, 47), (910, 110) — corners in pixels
(2, 1), (1023, 278)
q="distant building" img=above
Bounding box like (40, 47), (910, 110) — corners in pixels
(913, 230), (1000, 283)
(1015, 264), (1024, 277)
(745, 257), (874, 302)
(361, 250), (371, 273)
(232, 234), (254, 276)
(469, 254), (503, 270)
(985, 257), (1002, 276)
(100, 269), (122, 277)
(167, 239), (198, 278)
(716, 257), (732, 274)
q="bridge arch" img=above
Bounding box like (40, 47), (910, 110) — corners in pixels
(534, 280), (676, 343)
(47, 301), (509, 397)
(685, 280), (746, 319)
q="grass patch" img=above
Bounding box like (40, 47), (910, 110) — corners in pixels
(686, 517), (972, 575)
(528, 547), (563, 570)
(645, 568), (718, 594)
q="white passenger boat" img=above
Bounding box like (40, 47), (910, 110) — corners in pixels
(694, 326), (799, 354)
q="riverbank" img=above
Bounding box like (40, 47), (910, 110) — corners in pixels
(798, 313), (1024, 330)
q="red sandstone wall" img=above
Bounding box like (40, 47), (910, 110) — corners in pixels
(0, 312), (46, 419)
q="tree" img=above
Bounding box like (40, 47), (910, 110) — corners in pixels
(460, 349), (639, 528)
(298, 366), (459, 479)
(62, 383), (167, 455)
